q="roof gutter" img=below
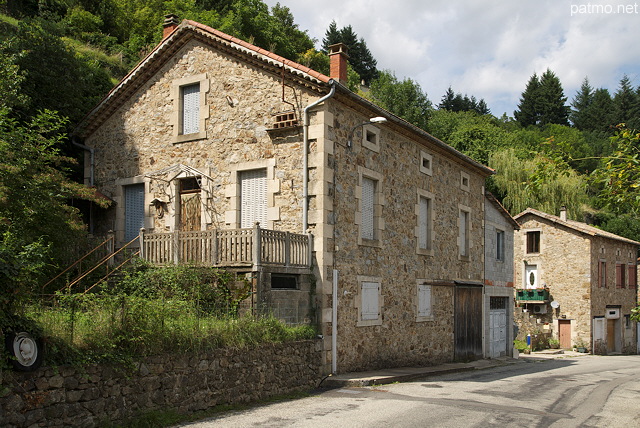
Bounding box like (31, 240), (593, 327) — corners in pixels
(302, 79), (336, 233)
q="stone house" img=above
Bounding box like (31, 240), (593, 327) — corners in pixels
(74, 16), (494, 373)
(513, 207), (639, 354)
(483, 192), (518, 358)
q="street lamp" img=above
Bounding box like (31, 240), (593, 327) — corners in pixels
(347, 116), (387, 149)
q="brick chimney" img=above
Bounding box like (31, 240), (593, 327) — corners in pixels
(329, 43), (349, 83)
(163, 14), (180, 40)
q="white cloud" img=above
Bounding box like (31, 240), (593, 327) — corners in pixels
(264, 0), (640, 116)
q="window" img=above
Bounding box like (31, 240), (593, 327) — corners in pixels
(124, 183), (145, 242)
(459, 208), (470, 258)
(599, 260), (607, 288)
(420, 151), (433, 176)
(240, 169), (267, 228)
(417, 192), (433, 253)
(271, 274), (298, 289)
(416, 282), (432, 320)
(357, 276), (382, 326)
(171, 73), (209, 143)
(496, 229), (505, 261)
(460, 171), (470, 192)
(526, 231), (540, 254)
(361, 124), (381, 152)
(616, 263), (625, 289)
(628, 264), (637, 289)
(181, 83), (200, 135)
(357, 167), (383, 245)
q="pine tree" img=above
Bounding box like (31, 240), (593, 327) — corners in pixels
(570, 77), (594, 130)
(613, 75), (638, 126)
(514, 73), (540, 127)
(585, 88), (614, 132)
(537, 69), (570, 126)
(439, 87), (456, 110)
(321, 21), (378, 84)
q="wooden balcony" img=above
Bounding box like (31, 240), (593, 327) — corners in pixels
(139, 224), (313, 270)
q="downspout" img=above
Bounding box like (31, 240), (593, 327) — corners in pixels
(302, 80), (336, 233)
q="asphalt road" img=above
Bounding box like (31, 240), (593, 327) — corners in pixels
(176, 354), (640, 428)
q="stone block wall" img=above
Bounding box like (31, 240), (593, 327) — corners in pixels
(0, 341), (321, 428)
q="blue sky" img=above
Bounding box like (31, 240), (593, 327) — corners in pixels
(264, 0), (640, 117)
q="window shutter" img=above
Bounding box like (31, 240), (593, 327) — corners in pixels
(182, 83), (200, 134)
(124, 183), (145, 242)
(628, 265), (637, 288)
(616, 264), (624, 288)
(361, 282), (379, 320)
(417, 284), (432, 317)
(240, 169), (267, 228)
(418, 197), (429, 249)
(361, 177), (375, 240)
(593, 317), (605, 342)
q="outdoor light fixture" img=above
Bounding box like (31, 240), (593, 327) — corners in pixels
(347, 116), (388, 149)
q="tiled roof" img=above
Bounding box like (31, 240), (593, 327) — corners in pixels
(514, 208), (640, 246)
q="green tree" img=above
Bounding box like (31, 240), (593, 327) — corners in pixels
(322, 20), (378, 84)
(515, 69), (569, 127)
(570, 77), (593, 130)
(366, 70), (431, 131)
(613, 75), (639, 128)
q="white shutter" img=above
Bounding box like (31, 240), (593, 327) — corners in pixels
(182, 83), (200, 135)
(361, 177), (375, 240)
(417, 283), (432, 317)
(594, 317), (605, 344)
(240, 169), (267, 228)
(361, 282), (379, 321)
(418, 197), (429, 249)
(124, 183), (145, 242)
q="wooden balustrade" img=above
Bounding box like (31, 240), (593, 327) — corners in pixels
(139, 224), (312, 268)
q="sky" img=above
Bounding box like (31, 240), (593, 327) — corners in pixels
(263, 0), (640, 117)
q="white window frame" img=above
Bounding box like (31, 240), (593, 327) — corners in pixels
(458, 204), (471, 259)
(356, 167), (384, 246)
(416, 281), (433, 322)
(416, 189), (434, 255)
(171, 73), (210, 143)
(356, 276), (383, 326)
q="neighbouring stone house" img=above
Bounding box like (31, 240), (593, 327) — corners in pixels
(73, 15), (494, 373)
(483, 192), (518, 358)
(513, 207), (639, 354)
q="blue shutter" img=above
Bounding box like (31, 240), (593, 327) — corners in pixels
(124, 183), (145, 242)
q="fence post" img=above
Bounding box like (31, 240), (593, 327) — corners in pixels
(213, 229), (219, 266)
(306, 230), (314, 268)
(139, 228), (145, 260)
(285, 231), (291, 267)
(253, 222), (262, 269)
(173, 231), (180, 265)
(107, 230), (115, 267)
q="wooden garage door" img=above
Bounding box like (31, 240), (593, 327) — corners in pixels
(455, 285), (483, 361)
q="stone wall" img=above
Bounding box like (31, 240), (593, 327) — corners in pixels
(0, 341), (321, 428)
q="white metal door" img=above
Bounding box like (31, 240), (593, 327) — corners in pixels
(525, 264), (538, 289)
(489, 300), (507, 358)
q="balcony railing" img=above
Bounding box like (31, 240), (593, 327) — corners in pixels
(516, 288), (550, 302)
(139, 224), (313, 269)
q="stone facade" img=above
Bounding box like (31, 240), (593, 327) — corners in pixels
(76, 20), (493, 374)
(514, 208), (638, 353)
(0, 341), (321, 428)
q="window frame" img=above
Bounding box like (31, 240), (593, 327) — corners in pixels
(419, 151), (433, 176)
(616, 263), (626, 289)
(361, 124), (381, 152)
(526, 230), (541, 254)
(598, 260), (607, 288)
(416, 189), (434, 255)
(171, 73), (210, 143)
(496, 229), (505, 261)
(356, 167), (384, 247)
(458, 205), (471, 259)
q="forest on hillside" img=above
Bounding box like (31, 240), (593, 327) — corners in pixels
(2, 0), (640, 299)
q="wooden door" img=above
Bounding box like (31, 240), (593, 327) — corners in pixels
(607, 319), (616, 352)
(558, 320), (571, 349)
(455, 285), (483, 361)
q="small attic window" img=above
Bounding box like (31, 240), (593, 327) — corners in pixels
(420, 151), (433, 176)
(460, 171), (470, 192)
